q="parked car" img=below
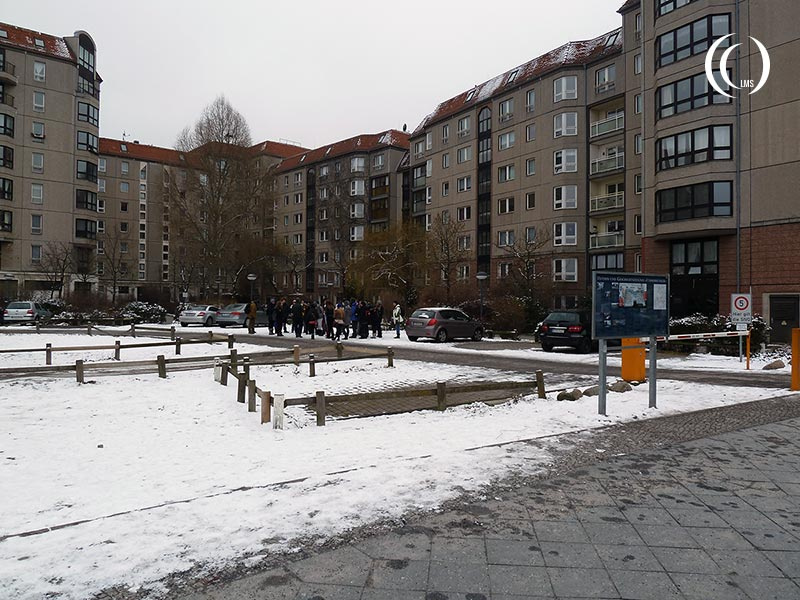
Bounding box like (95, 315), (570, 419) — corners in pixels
(179, 305), (220, 327)
(3, 301), (53, 324)
(216, 303), (269, 328)
(539, 310), (594, 353)
(405, 307), (483, 342)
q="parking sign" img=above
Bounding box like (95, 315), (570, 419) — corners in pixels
(730, 293), (752, 324)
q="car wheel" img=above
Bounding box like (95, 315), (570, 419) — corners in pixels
(180, 322), (188, 327)
(578, 338), (592, 354)
(435, 329), (448, 343)
(541, 342), (554, 352)
(205, 317), (213, 327)
(472, 328), (483, 342)
(407, 335), (419, 341)
(219, 324), (227, 328)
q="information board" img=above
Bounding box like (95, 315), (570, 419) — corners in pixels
(592, 272), (670, 339)
(730, 293), (753, 324)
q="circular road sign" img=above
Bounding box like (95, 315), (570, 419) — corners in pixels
(734, 295), (750, 311)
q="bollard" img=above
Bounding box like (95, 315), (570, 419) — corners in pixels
(621, 337), (646, 382)
(273, 393), (285, 430)
(208, 330), (214, 344)
(131, 323), (136, 338)
(170, 326), (176, 341)
(228, 334), (235, 349)
(87, 324), (92, 336)
(114, 340), (121, 360)
(336, 341), (343, 359)
(387, 347), (394, 368)
(230, 349), (238, 371)
(260, 390), (271, 424)
(157, 355), (167, 378)
(436, 381), (446, 411)
(293, 345), (300, 366)
(220, 361), (229, 386)
(75, 359), (84, 383)
(237, 373), (246, 403)
(242, 357), (250, 380)
(175, 337), (182, 355)
(792, 329), (800, 392)
(309, 354), (316, 377)
(46, 343), (52, 366)
(315, 391), (326, 426)
(535, 370), (546, 399)
(248, 380), (256, 412)
(36, 321), (41, 333)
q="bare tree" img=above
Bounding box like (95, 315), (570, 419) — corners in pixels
(427, 213), (469, 305)
(495, 226), (552, 328)
(35, 242), (73, 299)
(97, 232), (132, 305)
(358, 221), (426, 306)
(71, 245), (96, 297)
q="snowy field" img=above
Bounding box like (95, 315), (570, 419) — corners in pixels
(0, 330), (797, 599)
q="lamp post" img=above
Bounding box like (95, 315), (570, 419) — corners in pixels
(476, 271), (488, 323)
(247, 273), (257, 301)
(215, 275), (222, 306)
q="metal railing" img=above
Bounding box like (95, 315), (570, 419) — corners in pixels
(0, 61), (16, 77)
(590, 153), (625, 175)
(590, 113), (624, 137)
(0, 92), (14, 108)
(589, 192), (625, 213)
(589, 232), (624, 249)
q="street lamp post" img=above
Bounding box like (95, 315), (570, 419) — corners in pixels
(476, 271), (488, 323)
(247, 273), (257, 301)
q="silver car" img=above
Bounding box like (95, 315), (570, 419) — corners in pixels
(3, 301), (53, 323)
(405, 307), (483, 342)
(179, 305), (219, 327)
(216, 303), (269, 328)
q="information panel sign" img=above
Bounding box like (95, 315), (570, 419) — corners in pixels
(730, 293), (752, 324)
(592, 272), (670, 340)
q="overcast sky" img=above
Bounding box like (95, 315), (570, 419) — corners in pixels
(4, 0), (624, 150)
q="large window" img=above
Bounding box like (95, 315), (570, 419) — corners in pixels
(497, 164), (515, 183)
(77, 131), (99, 153)
(656, 181), (733, 223)
(75, 218), (97, 240)
(0, 114), (13, 137)
(595, 64), (616, 93)
(457, 146), (472, 163)
(76, 189), (98, 211)
(553, 258), (578, 282)
(553, 222), (578, 246)
(0, 145), (12, 169)
(656, 125), (732, 171)
(658, 0), (699, 18)
(657, 71), (731, 119)
(554, 76), (578, 102)
(591, 252), (624, 271)
(554, 112), (578, 137)
(0, 177), (11, 200)
(671, 239), (718, 275)
(554, 149), (578, 173)
(76, 160), (98, 183)
(657, 14), (730, 68)
(553, 186), (578, 210)
(498, 131), (515, 150)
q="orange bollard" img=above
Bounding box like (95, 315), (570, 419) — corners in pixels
(792, 329), (800, 392)
(621, 337), (646, 382)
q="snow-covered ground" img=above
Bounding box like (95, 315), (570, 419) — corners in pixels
(0, 330), (796, 599)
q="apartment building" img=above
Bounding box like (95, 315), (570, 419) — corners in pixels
(0, 23), (102, 298)
(273, 130), (409, 300)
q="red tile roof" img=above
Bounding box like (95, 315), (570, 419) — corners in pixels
(99, 138), (186, 167)
(276, 130), (410, 173)
(0, 22), (75, 63)
(251, 140), (309, 159)
(412, 28), (623, 135)
(618, 0), (641, 13)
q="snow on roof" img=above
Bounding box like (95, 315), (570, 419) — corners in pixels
(0, 22), (75, 62)
(276, 129), (410, 173)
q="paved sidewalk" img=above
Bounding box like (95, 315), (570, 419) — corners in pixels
(179, 407), (800, 600)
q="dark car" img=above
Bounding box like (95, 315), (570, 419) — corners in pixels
(539, 310), (594, 353)
(405, 307), (483, 342)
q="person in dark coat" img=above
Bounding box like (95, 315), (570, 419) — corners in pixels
(371, 301), (384, 338)
(350, 300), (359, 338)
(304, 302), (318, 340)
(266, 299), (276, 334)
(358, 301), (370, 339)
(324, 300), (335, 339)
(291, 299), (304, 338)
(274, 298), (285, 336)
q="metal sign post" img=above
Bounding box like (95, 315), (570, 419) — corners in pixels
(649, 336), (657, 408)
(598, 339), (607, 415)
(731, 293), (752, 363)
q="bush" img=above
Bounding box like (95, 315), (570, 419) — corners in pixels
(119, 301), (168, 324)
(666, 312), (770, 355)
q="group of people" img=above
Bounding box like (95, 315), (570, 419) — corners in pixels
(249, 298), (405, 340)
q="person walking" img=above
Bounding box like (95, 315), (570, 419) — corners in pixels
(281, 299), (290, 333)
(372, 301), (384, 338)
(266, 298), (276, 335)
(391, 301), (403, 338)
(333, 303), (346, 341)
(291, 299), (304, 338)
(350, 299), (359, 338)
(274, 299), (285, 336)
(246, 299), (257, 334)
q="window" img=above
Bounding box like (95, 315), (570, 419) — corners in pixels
(31, 245), (41, 262)
(414, 140), (424, 157)
(657, 14), (730, 68)
(634, 54), (642, 75)
(33, 61), (45, 81)
(294, 192), (303, 203)
(442, 153), (450, 169)
(424, 214), (432, 232)
(293, 213), (303, 224)
(525, 227), (537, 243)
(591, 252), (624, 271)
(499, 98), (514, 121)
(294, 172), (303, 183)
(121, 201), (128, 212)
(457, 116), (471, 137)
(656, 125), (732, 171)
(526, 123), (536, 141)
(457, 205), (472, 221)
(457, 146), (472, 163)
(442, 181), (450, 197)
(97, 198), (105, 213)
(293, 233), (303, 245)
(350, 180), (365, 196)
(318, 251), (329, 264)
(554, 76), (578, 102)
(498, 197), (515, 214)
(498, 164), (515, 182)
(0, 145), (12, 169)
(658, 0), (700, 18)
(120, 182), (129, 193)
(554, 222), (578, 246)
(553, 185), (578, 210)
(526, 192), (536, 210)
(657, 71), (731, 119)
(372, 153), (385, 169)
(635, 214), (643, 235)
(426, 159), (432, 177)
(526, 89), (536, 112)
(319, 230), (329, 242)
(350, 203), (365, 218)
(634, 94), (642, 114)
(442, 124), (450, 143)
(497, 230), (515, 247)
(318, 207), (328, 221)
(350, 225), (364, 241)
(635, 134), (642, 155)
(32, 121), (45, 140)
(31, 183), (43, 204)
(77, 131), (99, 153)
(553, 258), (578, 282)
(78, 40), (94, 71)
(425, 132), (433, 150)
(77, 102), (99, 127)
(98, 158), (106, 173)
(0, 177), (11, 200)
(671, 239), (718, 276)
(75, 218), (97, 240)
(498, 132), (515, 150)
(121, 161), (129, 175)
(120, 222), (129, 233)
(657, 181), (733, 223)
(319, 165), (329, 177)
(457, 235), (471, 251)
(32, 152), (44, 173)
(634, 174), (643, 194)
(76, 189), (98, 211)
(554, 112), (578, 137)
(0, 114), (13, 138)
(554, 149), (577, 173)
(350, 156), (366, 173)
(33, 91), (45, 112)
(282, 215), (289, 226)
(31, 214), (42, 234)
(595, 64), (616, 93)
(97, 220), (105, 233)
(457, 176), (472, 192)
(526, 158), (536, 176)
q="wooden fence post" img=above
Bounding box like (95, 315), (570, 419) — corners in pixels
(436, 381), (446, 411)
(237, 373), (246, 403)
(260, 390), (271, 424)
(336, 341), (343, 359)
(293, 345), (300, 366)
(535, 370), (546, 399)
(230, 349), (238, 371)
(175, 337), (182, 355)
(36, 321), (41, 333)
(131, 323), (136, 337)
(220, 362), (229, 386)
(170, 326), (176, 341)
(309, 354), (316, 377)
(87, 324), (92, 336)
(247, 380), (256, 412)
(228, 334), (235, 349)
(387, 347), (394, 368)
(114, 340), (121, 361)
(208, 330), (214, 344)
(242, 357), (250, 380)
(45, 343), (52, 365)
(75, 359), (84, 383)
(315, 391), (326, 426)
(157, 355), (167, 378)
(273, 393), (285, 429)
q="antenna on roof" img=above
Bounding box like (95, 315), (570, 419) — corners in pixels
(122, 130), (128, 141)
(403, 124), (407, 132)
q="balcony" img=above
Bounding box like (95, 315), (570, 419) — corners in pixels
(589, 192), (625, 213)
(0, 92), (14, 108)
(371, 185), (389, 198)
(590, 113), (624, 138)
(591, 153), (625, 175)
(0, 61), (17, 85)
(589, 232), (624, 249)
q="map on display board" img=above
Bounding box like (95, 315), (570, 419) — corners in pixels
(592, 272), (670, 339)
